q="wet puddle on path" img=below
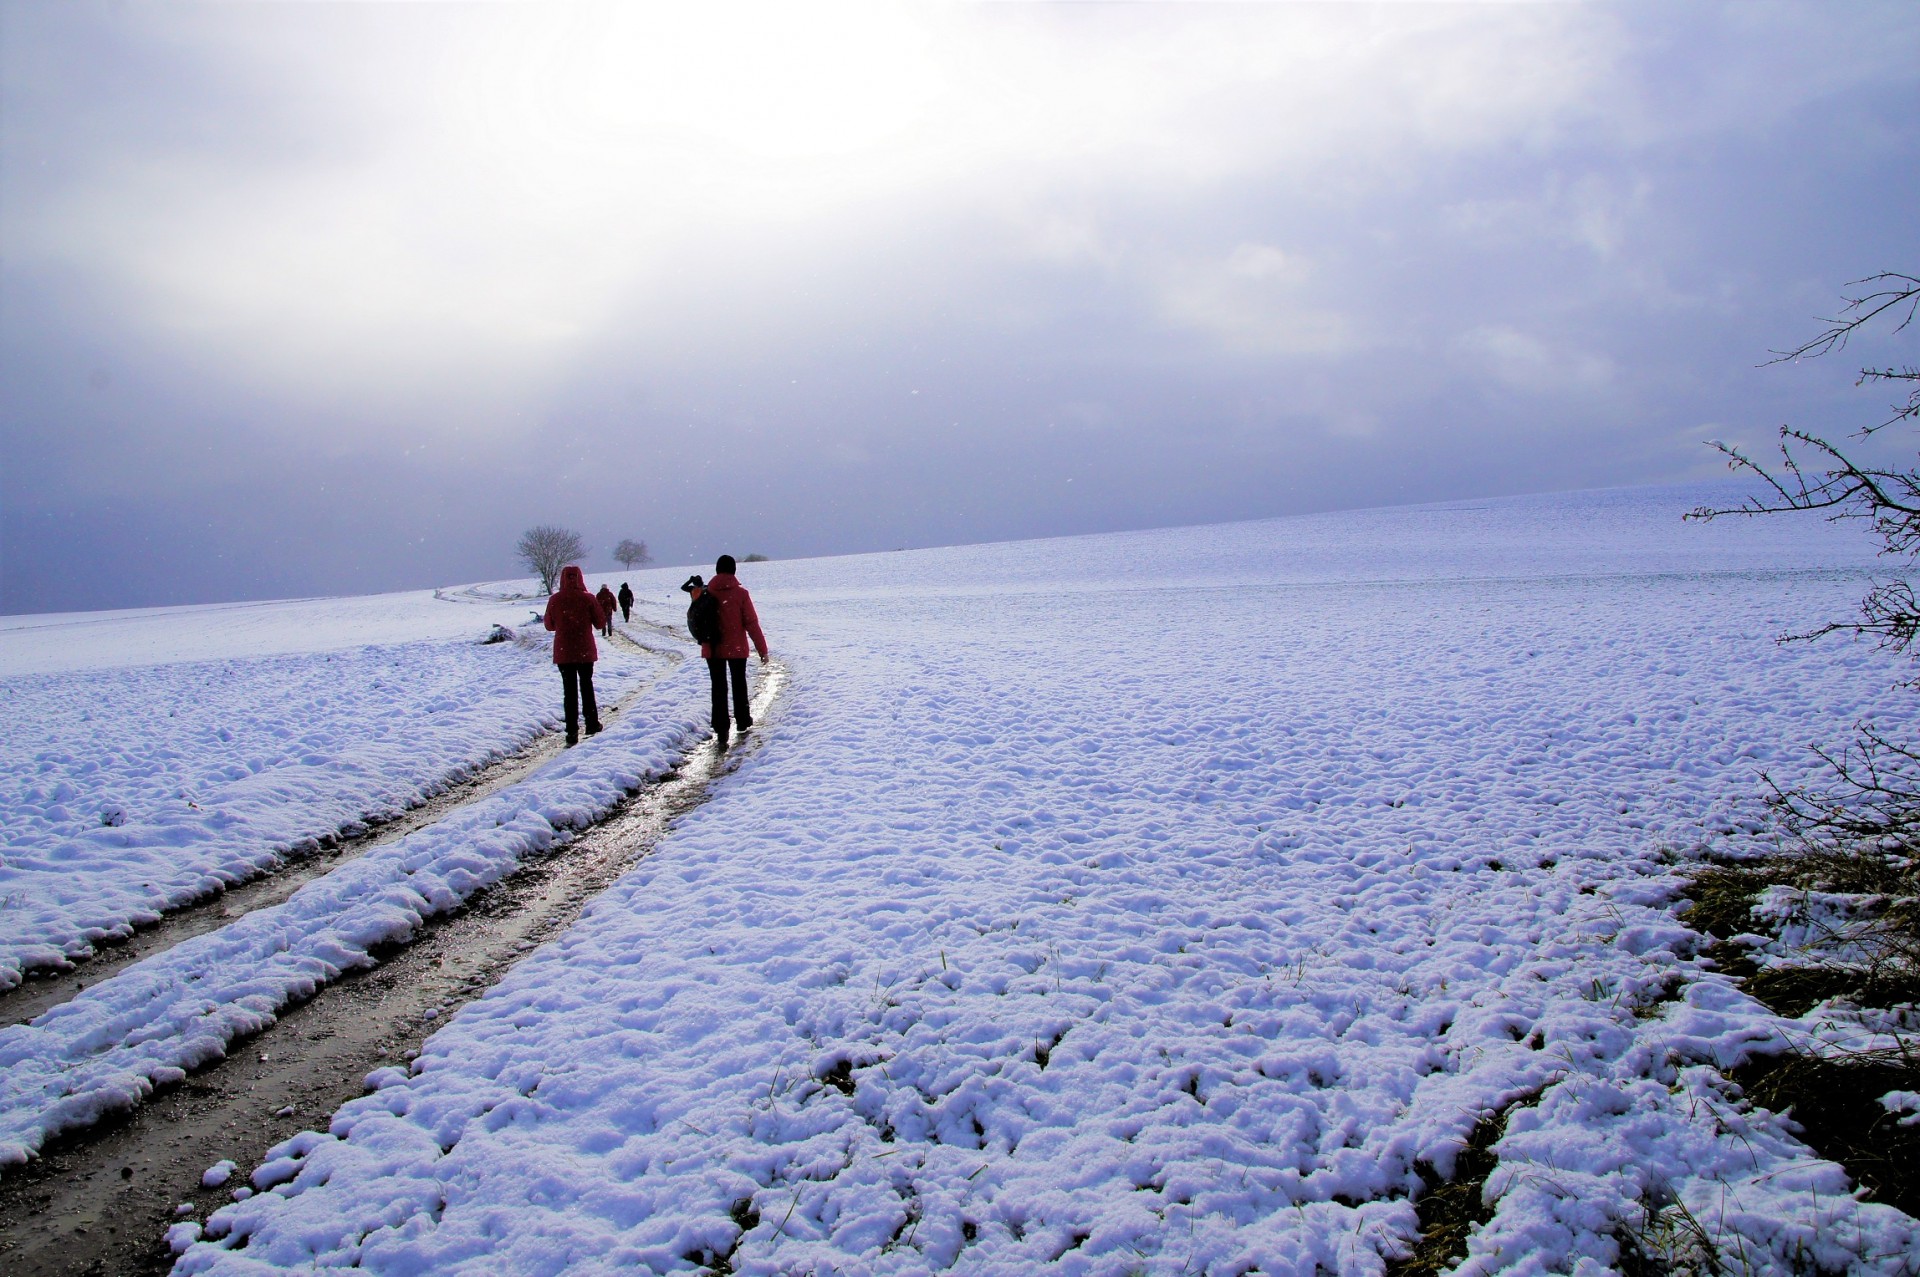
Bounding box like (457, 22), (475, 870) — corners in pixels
(0, 662), (784, 1277)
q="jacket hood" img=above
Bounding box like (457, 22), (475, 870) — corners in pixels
(558, 565), (588, 593)
(705, 573), (743, 598)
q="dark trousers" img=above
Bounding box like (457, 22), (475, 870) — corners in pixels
(620, 604), (631, 622)
(707, 657), (751, 738)
(559, 662), (601, 742)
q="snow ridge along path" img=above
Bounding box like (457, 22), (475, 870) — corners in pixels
(0, 635), (672, 1033)
(0, 590), (668, 989)
(173, 487), (1920, 1276)
(0, 652), (718, 1170)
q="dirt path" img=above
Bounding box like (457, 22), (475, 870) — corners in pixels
(0, 627), (677, 1031)
(0, 662), (783, 1277)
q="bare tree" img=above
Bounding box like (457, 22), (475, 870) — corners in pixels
(1689, 272), (1920, 846)
(517, 525), (586, 595)
(613, 538), (652, 571)
(1688, 272), (1920, 661)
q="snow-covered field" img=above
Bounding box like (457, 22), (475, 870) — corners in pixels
(6, 484), (1919, 1274)
(0, 583), (673, 986)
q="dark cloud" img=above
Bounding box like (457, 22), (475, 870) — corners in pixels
(4, 1), (1917, 613)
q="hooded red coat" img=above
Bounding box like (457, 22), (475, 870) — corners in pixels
(701, 572), (768, 661)
(596, 585), (617, 621)
(544, 565), (605, 664)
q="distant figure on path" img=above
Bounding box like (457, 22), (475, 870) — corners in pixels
(617, 582), (634, 623)
(596, 584), (618, 637)
(543, 565), (606, 747)
(694, 555), (768, 748)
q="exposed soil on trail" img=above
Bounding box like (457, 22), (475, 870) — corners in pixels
(0, 662), (783, 1277)
(0, 628), (677, 1031)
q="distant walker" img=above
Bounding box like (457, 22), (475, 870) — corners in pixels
(595, 583), (617, 638)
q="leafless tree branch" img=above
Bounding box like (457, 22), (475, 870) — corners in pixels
(517, 525), (586, 595)
(1684, 271), (1920, 868)
(613, 539), (652, 571)
(1764, 272), (1920, 364)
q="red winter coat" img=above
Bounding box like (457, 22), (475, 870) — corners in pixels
(596, 585), (617, 621)
(701, 572), (768, 661)
(544, 565), (605, 664)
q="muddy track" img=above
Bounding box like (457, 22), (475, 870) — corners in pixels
(0, 661), (783, 1277)
(0, 627), (680, 1031)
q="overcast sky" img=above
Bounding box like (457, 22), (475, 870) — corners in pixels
(3, 1), (1917, 614)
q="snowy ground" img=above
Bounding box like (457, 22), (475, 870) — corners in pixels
(0, 581), (675, 988)
(6, 484), (1919, 1274)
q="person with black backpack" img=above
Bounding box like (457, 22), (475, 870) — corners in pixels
(681, 575), (716, 644)
(681, 557), (768, 748)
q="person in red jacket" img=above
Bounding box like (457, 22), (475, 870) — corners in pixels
(543, 564), (606, 746)
(700, 554), (769, 749)
(595, 584), (617, 638)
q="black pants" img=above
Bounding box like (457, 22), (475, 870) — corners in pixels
(707, 657), (752, 739)
(620, 604), (631, 622)
(559, 662), (601, 742)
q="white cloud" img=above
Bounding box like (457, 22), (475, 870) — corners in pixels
(1457, 325), (1615, 395)
(1157, 242), (1352, 356)
(12, 0), (1914, 461)
(1442, 172), (1648, 261)
(1226, 245), (1307, 286)
(4, 2), (1628, 427)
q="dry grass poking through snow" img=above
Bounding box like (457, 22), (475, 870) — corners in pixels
(1680, 848), (1920, 1222)
(1384, 1095), (1540, 1277)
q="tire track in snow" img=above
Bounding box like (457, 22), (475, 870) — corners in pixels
(0, 626), (677, 1030)
(0, 664), (784, 1277)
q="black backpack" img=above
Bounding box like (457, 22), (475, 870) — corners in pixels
(687, 593), (720, 646)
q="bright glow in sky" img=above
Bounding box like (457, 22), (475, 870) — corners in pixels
(3, 1), (1917, 612)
